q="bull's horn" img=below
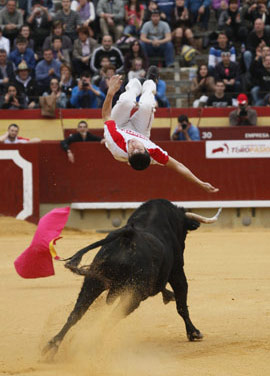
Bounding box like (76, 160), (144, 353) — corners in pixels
(185, 208), (222, 224)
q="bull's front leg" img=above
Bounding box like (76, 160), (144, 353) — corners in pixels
(169, 269), (203, 341)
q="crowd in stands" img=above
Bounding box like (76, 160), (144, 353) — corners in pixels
(0, 0), (269, 111)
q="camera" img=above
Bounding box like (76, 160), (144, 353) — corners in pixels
(181, 122), (188, 130)
(82, 80), (89, 88)
(8, 95), (14, 103)
(239, 104), (247, 117)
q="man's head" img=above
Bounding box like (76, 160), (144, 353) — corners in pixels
(77, 120), (88, 135)
(7, 84), (17, 97)
(60, 63), (72, 78)
(217, 32), (228, 48)
(254, 18), (264, 33)
(78, 26), (89, 42)
(20, 25), (30, 39)
(52, 36), (62, 51)
(127, 139), (151, 171)
(52, 21), (64, 36)
(0, 48), (7, 64)
(215, 80), (226, 95)
(178, 114), (189, 130)
(17, 61), (30, 80)
(151, 9), (161, 25)
(6, 0), (16, 14)
(43, 48), (53, 63)
(100, 56), (110, 69)
(61, 0), (71, 11)
(221, 51), (231, 66)
(228, 0), (238, 11)
(16, 36), (28, 53)
(80, 71), (91, 89)
(262, 45), (270, 59)
(263, 54), (270, 69)
(132, 57), (143, 71)
(104, 64), (116, 80)
(7, 123), (19, 140)
(237, 93), (248, 109)
(102, 35), (113, 51)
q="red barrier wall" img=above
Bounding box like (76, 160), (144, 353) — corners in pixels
(64, 127), (171, 141)
(200, 126), (270, 140)
(0, 144), (39, 222)
(1, 107), (270, 120)
(38, 142), (270, 203)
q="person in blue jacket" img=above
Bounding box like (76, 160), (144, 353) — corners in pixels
(9, 36), (36, 70)
(171, 114), (200, 140)
(156, 78), (170, 107)
(70, 71), (105, 108)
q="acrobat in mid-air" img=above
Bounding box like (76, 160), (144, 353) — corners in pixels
(102, 66), (219, 193)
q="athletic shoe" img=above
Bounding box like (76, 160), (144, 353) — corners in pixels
(146, 65), (159, 84)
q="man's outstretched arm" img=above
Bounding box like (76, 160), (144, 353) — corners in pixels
(166, 157), (219, 193)
(102, 75), (122, 122)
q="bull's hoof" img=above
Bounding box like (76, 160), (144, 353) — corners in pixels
(41, 340), (60, 361)
(187, 330), (203, 341)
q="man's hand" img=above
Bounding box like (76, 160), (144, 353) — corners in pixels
(198, 5), (205, 14)
(67, 150), (75, 163)
(152, 40), (161, 47)
(107, 75), (123, 95)
(201, 182), (219, 193)
(48, 68), (55, 75)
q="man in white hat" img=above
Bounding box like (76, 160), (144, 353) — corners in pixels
(12, 61), (38, 108)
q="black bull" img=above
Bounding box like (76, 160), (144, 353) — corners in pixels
(43, 199), (210, 356)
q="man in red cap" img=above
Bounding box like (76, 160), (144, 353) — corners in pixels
(229, 93), (257, 126)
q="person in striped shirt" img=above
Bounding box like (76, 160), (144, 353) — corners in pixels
(102, 67), (218, 193)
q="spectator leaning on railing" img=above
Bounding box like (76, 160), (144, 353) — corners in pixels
(60, 120), (104, 163)
(0, 123), (40, 143)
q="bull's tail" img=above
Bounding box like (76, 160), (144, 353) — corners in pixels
(64, 225), (135, 274)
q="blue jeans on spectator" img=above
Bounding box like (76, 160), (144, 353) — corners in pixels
(190, 7), (210, 30)
(140, 41), (174, 67)
(243, 50), (253, 71)
(123, 25), (138, 36)
(250, 86), (264, 106)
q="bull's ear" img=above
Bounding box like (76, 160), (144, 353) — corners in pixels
(185, 218), (200, 231)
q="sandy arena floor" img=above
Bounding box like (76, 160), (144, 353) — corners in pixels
(0, 216), (269, 376)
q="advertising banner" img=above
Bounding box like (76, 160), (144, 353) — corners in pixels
(206, 140), (270, 158)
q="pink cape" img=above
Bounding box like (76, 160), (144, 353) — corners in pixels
(14, 207), (70, 279)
